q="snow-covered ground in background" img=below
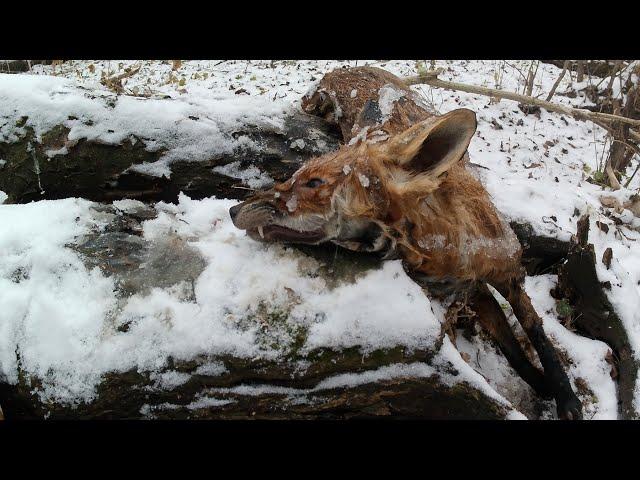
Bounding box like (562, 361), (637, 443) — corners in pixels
(1, 60), (639, 418)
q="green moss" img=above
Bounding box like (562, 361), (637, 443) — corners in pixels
(556, 298), (573, 319)
(592, 170), (606, 184)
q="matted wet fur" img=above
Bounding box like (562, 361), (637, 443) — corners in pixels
(230, 66), (582, 419)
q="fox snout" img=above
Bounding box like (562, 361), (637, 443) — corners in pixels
(229, 197), (330, 244)
(228, 203), (241, 222)
(229, 200), (277, 230)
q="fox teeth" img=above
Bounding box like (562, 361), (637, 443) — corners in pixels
(258, 226), (264, 239)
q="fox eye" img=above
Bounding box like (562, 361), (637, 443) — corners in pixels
(305, 178), (325, 188)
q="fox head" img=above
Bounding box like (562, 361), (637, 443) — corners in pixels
(229, 108), (477, 253)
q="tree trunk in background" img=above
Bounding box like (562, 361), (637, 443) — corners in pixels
(1, 60), (53, 72)
(541, 60), (627, 78)
(605, 64), (640, 186)
(576, 61), (585, 83)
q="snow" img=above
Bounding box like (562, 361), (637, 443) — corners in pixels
(1, 60), (639, 419)
(298, 261), (442, 353)
(0, 193), (442, 405)
(357, 173), (370, 188)
(201, 338), (522, 418)
(0, 198), (117, 402)
(149, 370), (192, 391)
(525, 275), (618, 419)
(0, 71), (289, 179)
(186, 396), (234, 411)
(212, 161), (274, 189)
(378, 84), (405, 122)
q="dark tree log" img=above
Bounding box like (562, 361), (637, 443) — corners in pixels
(509, 222), (570, 276)
(557, 215), (639, 419)
(0, 113), (342, 205)
(0, 202), (512, 420)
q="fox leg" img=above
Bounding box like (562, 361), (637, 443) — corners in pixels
(496, 278), (583, 420)
(470, 284), (552, 399)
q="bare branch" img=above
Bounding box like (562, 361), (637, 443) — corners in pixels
(404, 70), (640, 129)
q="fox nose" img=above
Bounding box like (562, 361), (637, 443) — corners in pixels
(229, 204), (242, 223)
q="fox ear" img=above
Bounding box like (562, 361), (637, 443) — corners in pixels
(385, 108), (477, 178)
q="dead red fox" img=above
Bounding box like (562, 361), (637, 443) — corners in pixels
(230, 67), (582, 419)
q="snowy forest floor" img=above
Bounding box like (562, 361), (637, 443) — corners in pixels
(1, 60), (639, 420)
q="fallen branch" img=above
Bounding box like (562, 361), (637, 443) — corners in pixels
(101, 64), (142, 94)
(404, 70), (640, 129)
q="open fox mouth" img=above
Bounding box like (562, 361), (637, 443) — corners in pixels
(247, 224), (326, 244)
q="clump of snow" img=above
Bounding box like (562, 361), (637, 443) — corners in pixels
(342, 165), (352, 175)
(357, 173), (370, 188)
(149, 370), (191, 391)
(378, 84), (405, 122)
(187, 396), (234, 410)
(298, 261), (443, 353)
(140, 402), (181, 417)
(194, 361), (228, 376)
(290, 138), (306, 150)
(111, 198), (148, 213)
(0, 191), (7, 204)
(212, 161), (274, 189)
